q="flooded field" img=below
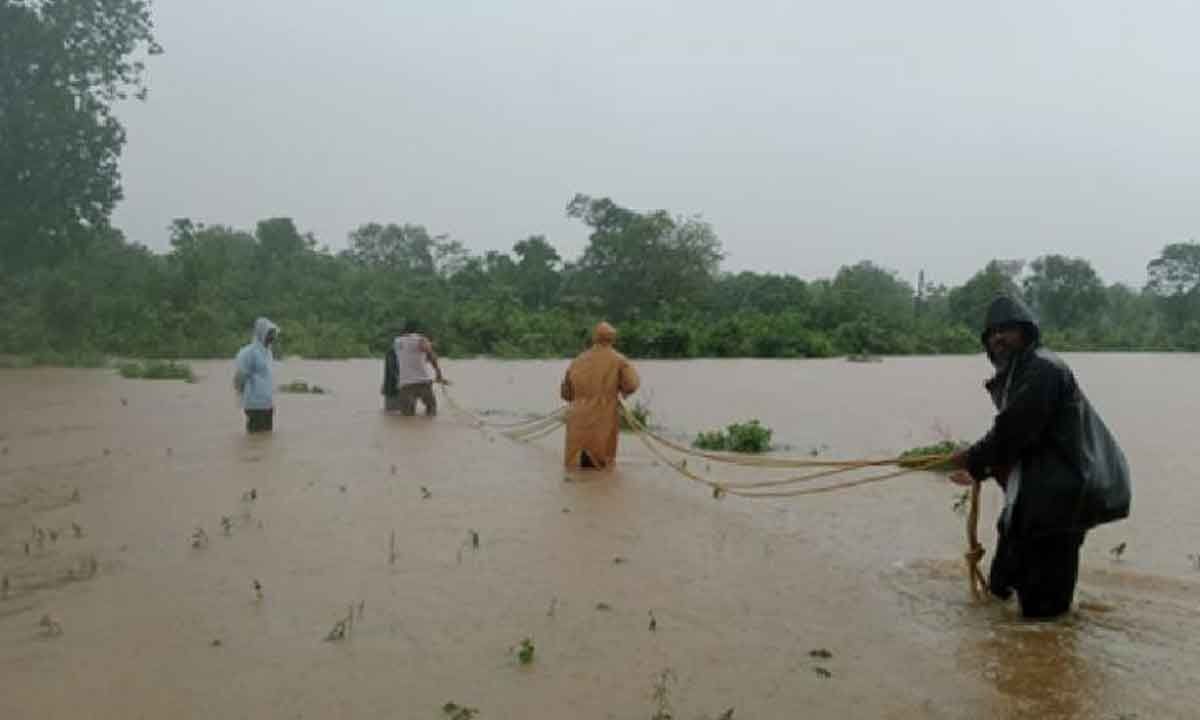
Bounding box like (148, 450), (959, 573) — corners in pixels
(1, 354), (1197, 719)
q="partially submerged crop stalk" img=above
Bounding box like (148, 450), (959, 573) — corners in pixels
(191, 527), (209, 549)
(39, 613), (63, 637)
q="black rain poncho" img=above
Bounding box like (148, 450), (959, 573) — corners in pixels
(965, 296), (1131, 539)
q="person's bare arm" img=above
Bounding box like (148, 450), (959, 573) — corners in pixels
(423, 338), (447, 384)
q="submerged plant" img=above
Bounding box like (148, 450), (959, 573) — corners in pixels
(441, 702), (480, 720)
(191, 527), (209, 549)
(325, 618), (348, 642)
(620, 400), (652, 431)
(517, 637), (535, 665)
(39, 613), (63, 636)
(277, 380), (327, 394)
(650, 668), (676, 720)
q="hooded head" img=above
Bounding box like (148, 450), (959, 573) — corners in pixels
(592, 321), (617, 346)
(253, 317), (279, 347)
(980, 296), (1039, 368)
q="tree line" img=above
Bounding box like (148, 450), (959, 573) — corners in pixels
(3, 194), (1199, 363)
(4, 1), (1200, 364)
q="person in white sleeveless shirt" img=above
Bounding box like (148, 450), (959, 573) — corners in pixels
(381, 323), (447, 415)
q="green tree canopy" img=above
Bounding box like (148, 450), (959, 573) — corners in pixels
(947, 260), (1024, 329)
(1023, 254), (1106, 331)
(0, 0), (160, 271)
(566, 193), (723, 320)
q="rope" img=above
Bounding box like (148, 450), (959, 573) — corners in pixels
(621, 411), (950, 469)
(439, 386), (988, 601)
(618, 401), (950, 496)
(618, 401), (948, 481)
(440, 385), (566, 441)
(965, 480), (990, 600)
(618, 401), (989, 600)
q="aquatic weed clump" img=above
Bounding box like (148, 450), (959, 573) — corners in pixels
(118, 360), (195, 382)
(277, 380), (327, 394)
(693, 420), (773, 453)
(897, 440), (966, 471)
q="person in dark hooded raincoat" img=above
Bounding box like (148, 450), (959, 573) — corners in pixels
(949, 295), (1131, 619)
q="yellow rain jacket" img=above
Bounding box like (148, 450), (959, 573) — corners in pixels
(560, 323), (640, 469)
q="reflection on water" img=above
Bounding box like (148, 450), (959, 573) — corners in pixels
(970, 623), (1095, 720)
(0, 356), (1198, 718)
(889, 555), (1195, 720)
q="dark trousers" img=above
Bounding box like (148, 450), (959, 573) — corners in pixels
(385, 382), (437, 416)
(990, 529), (1086, 619)
(245, 408), (274, 433)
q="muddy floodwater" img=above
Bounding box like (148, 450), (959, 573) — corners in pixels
(2, 354), (1198, 719)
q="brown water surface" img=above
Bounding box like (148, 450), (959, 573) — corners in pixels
(1, 355), (1196, 719)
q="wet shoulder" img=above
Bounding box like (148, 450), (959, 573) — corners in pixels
(1031, 347), (1070, 373)
(1030, 347), (1078, 389)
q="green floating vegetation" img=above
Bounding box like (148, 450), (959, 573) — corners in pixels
(693, 419), (773, 454)
(898, 440), (967, 471)
(442, 702), (480, 720)
(277, 380), (327, 394)
(118, 360), (194, 382)
(619, 400), (651, 431)
(517, 637), (535, 665)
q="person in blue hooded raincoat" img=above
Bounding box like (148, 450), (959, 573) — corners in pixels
(234, 317), (278, 433)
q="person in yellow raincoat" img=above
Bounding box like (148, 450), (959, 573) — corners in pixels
(560, 322), (641, 469)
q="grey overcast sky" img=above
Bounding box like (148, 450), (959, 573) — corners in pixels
(112, 0), (1200, 287)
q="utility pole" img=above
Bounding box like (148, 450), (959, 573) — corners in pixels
(915, 269), (926, 317)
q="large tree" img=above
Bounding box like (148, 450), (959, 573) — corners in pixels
(566, 194), (723, 320)
(512, 235), (561, 310)
(0, 0), (160, 271)
(947, 260), (1024, 329)
(1022, 254), (1106, 331)
(825, 261), (914, 328)
(1146, 241), (1200, 332)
